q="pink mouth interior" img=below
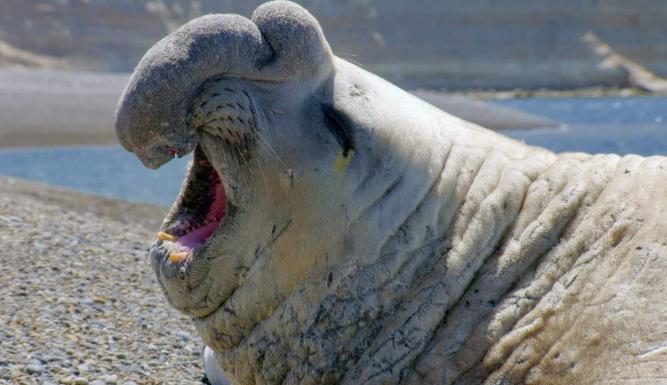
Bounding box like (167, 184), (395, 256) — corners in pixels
(174, 171), (227, 251)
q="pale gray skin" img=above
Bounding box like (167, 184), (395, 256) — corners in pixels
(115, 2), (667, 384)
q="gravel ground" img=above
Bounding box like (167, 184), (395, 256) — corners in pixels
(0, 176), (208, 385)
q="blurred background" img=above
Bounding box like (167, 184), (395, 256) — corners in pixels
(1, 0), (666, 205)
(1, 2), (666, 384)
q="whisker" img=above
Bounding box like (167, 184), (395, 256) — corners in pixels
(248, 129), (287, 169)
(233, 143), (251, 173)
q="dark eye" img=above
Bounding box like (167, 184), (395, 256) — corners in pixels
(322, 103), (355, 157)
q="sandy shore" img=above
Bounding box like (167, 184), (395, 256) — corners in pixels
(0, 176), (211, 384)
(0, 68), (125, 149)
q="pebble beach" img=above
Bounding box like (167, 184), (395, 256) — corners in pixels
(0, 176), (207, 385)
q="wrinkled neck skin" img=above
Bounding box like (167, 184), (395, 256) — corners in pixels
(129, 45), (667, 384)
(184, 57), (567, 384)
(139, 49), (667, 384)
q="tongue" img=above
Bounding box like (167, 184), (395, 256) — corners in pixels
(175, 180), (227, 250)
(176, 221), (219, 249)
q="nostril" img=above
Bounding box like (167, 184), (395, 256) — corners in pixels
(136, 144), (180, 170)
(166, 147), (178, 156)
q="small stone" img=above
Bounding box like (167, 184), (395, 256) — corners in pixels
(26, 363), (45, 374)
(90, 381), (105, 385)
(62, 377), (90, 385)
(176, 331), (191, 341)
(98, 374), (118, 384)
(45, 354), (64, 363)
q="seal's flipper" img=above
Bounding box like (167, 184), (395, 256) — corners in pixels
(203, 346), (231, 385)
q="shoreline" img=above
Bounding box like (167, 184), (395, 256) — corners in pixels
(0, 175), (166, 230)
(0, 67), (590, 152)
(451, 86), (667, 100)
(0, 133), (120, 150)
(0, 142), (120, 151)
(1, 67), (664, 151)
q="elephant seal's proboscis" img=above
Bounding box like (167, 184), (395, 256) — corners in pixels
(115, 2), (667, 384)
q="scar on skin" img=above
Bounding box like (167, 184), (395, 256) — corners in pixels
(334, 149), (354, 173)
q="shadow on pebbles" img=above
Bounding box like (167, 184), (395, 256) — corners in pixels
(0, 177), (207, 385)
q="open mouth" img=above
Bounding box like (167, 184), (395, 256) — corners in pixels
(155, 146), (229, 264)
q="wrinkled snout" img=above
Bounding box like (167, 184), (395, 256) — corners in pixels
(189, 77), (258, 155)
(113, 12), (271, 169)
(114, 1), (333, 170)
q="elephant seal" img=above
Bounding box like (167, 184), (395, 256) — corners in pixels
(115, 2), (667, 384)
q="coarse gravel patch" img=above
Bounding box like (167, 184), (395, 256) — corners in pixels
(0, 177), (207, 384)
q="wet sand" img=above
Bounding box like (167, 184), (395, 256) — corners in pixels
(0, 67), (126, 148)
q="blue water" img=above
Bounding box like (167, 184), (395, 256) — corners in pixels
(504, 124), (667, 155)
(498, 96), (667, 155)
(0, 147), (190, 206)
(0, 96), (665, 206)
(496, 96), (666, 125)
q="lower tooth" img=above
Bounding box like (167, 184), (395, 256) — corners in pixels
(168, 251), (188, 263)
(157, 231), (178, 242)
